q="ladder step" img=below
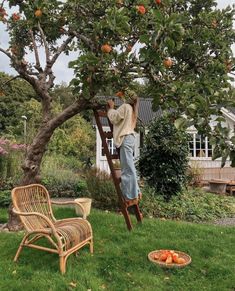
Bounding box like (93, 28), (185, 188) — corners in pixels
(110, 154), (119, 159)
(103, 131), (113, 139)
(97, 110), (107, 117)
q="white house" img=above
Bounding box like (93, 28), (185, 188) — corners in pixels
(94, 97), (235, 181)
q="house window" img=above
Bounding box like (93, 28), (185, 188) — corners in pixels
(101, 138), (118, 156)
(189, 134), (212, 158)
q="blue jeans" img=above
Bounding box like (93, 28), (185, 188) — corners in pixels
(120, 134), (139, 200)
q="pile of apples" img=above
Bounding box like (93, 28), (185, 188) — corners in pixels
(153, 250), (186, 264)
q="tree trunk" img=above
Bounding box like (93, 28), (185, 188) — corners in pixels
(6, 124), (54, 231)
(7, 204), (23, 231)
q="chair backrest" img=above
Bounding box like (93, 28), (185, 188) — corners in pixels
(12, 184), (55, 231)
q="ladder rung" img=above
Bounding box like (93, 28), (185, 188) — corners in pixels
(97, 110), (107, 117)
(103, 132), (113, 139)
(110, 154), (119, 159)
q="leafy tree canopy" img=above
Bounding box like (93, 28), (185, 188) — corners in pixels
(0, 0), (234, 170)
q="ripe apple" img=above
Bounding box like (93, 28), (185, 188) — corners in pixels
(177, 257), (186, 264)
(137, 5), (146, 15)
(12, 13), (20, 21)
(172, 253), (179, 263)
(101, 44), (112, 53)
(115, 91), (125, 98)
(126, 44), (132, 52)
(165, 255), (173, 264)
(163, 58), (173, 68)
(155, 0), (161, 4)
(35, 9), (42, 18)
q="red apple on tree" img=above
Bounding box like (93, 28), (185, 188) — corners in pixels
(35, 9), (42, 18)
(101, 44), (112, 53)
(12, 13), (20, 21)
(163, 58), (173, 68)
(137, 5), (146, 15)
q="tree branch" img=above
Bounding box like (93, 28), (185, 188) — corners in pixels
(48, 97), (90, 130)
(28, 29), (43, 72)
(50, 35), (74, 67)
(71, 31), (93, 49)
(0, 47), (14, 60)
(37, 22), (50, 65)
(0, 75), (21, 87)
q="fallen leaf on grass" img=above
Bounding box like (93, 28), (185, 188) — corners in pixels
(69, 282), (77, 288)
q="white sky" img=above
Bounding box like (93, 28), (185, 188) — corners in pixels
(0, 0), (234, 85)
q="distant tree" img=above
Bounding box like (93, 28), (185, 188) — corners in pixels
(0, 72), (36, 136)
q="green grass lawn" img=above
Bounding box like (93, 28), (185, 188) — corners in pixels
(0, 207), (235, 291)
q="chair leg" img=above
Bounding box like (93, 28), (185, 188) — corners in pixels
(59, 256), (66, 274)
(14, 235), (28, 262)
(90, 239), (94, 254)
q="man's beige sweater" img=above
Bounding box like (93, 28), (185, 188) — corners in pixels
(107, 103), (135, 148)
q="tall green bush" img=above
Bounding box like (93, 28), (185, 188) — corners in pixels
(138, 114), (189, 200)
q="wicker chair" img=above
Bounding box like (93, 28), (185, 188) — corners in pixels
(11, 184), (93, 274)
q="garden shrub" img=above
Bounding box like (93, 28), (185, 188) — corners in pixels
(140, 186), (235, 222)
(0, 190), (11, 207)
(74, 179), (88, 194)
(138, 114), (189, 200)
(85, 168), (118, 210)
(0, 138), (24, 182)
(41, 154), (88, 198)
(187, 161), (204, 186)
(48, 114), (95, 164)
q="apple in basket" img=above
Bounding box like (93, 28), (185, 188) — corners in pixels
(154, 250), (186, 264)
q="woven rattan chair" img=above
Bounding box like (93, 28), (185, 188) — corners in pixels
(11, 184), (93, 274)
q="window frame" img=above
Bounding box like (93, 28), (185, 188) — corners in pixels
(188, 132), (213, 160)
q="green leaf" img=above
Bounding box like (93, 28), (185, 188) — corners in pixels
(139, 34), (149, 44)
(174, 117), (187, 129)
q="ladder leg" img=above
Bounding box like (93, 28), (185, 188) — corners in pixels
(133, 204), (143, 223)
(121, 205), (133, 231)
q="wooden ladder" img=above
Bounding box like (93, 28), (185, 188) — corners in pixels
(94, 109), (143, 231)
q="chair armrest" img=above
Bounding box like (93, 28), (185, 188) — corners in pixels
(51, 200), (86, 219)
(12, 208), (72, 249)
(12, 208), (56, 230)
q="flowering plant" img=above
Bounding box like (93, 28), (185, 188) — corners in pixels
(0, 138), (26, 180)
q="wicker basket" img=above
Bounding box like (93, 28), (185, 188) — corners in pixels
(74, 198), (92, 217)
(148, 250), (191, 269)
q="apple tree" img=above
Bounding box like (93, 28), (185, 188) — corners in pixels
(0, 0), (234, 229)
